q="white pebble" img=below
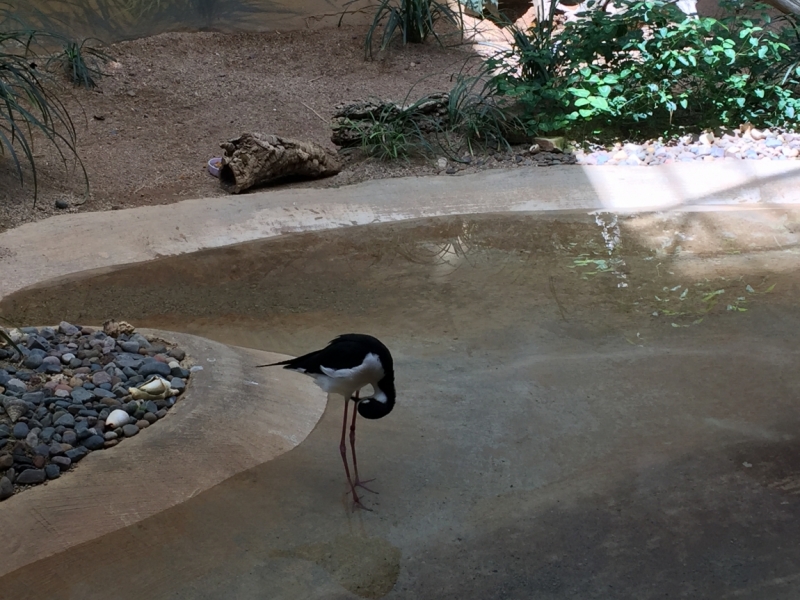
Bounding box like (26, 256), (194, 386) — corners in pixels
(699, 132), (714, 145)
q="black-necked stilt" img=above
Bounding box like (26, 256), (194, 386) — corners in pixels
(257, 334), (395, 510)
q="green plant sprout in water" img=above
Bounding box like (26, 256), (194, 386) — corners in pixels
(648, 280), (776, 327)
(569, 255), (614, 278)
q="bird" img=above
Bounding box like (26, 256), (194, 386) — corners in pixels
(256, 334), (395, 510)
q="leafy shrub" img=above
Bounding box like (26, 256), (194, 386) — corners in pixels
(489, 0), (800, 138)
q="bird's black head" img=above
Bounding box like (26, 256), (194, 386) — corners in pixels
(356, 375), (396, 420)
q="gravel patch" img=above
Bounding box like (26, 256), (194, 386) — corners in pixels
(575, 128), (800, 166)
(0, 321), (192, 500)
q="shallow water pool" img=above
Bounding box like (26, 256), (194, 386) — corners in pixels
(2, 209), (800, 599)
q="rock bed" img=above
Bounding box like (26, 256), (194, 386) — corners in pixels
(575, 128), (800, 167)
(0, 322), (192, 501)
(431, 128), (799, 175)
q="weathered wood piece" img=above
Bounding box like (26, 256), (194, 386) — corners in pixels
(331, 94), (450, 147)
(219, 133), (340, 193)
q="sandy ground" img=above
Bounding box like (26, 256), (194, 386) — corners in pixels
(1, 24), (487, 233)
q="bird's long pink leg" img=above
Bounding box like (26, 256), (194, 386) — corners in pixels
(341, 397), (369, 511)
(350, 391), (378, 494)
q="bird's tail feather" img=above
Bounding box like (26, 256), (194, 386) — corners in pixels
(255, 358), (293, 368)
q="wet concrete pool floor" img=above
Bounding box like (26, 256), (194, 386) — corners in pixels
(2, 209), (800, 598)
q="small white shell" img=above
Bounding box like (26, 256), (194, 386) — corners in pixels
(129, 375), (174, 400)
(105, 408), (131, 428)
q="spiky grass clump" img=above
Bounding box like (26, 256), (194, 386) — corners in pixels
(0, 8), (92, 204)
(342, 0), (464, 59)
(50, 38), (111, 89)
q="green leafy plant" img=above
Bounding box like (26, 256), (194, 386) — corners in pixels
(489, 0), (800, 138)
(341, 0), (464, 58)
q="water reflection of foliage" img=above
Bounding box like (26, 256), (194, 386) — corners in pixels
(14, 0), (278, 42)
(396, 219), (486, 270)
(393, 216), (608, 270)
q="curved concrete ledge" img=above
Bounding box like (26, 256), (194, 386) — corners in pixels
(1, 162), (799, 300)
(0, 329), (327, 578)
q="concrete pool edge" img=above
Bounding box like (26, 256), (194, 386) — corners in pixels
(1, 161), (800, 300)
(0, 330), (328, 578)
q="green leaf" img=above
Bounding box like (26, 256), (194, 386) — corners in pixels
(568, 88), (591, 98)
(702, 289), (725, 302)
(588, 96), (610, 111)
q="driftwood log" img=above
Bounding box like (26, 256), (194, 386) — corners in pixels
(219, 133), (340, 193)
(331, 94), (450, 147)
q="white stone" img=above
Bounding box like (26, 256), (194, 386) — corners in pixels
(105, 409), (131, 428)
(724, 145), (740, 157)
(699, 132), (715, 145)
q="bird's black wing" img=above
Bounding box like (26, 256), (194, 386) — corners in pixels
(255, 334), (378, 373)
